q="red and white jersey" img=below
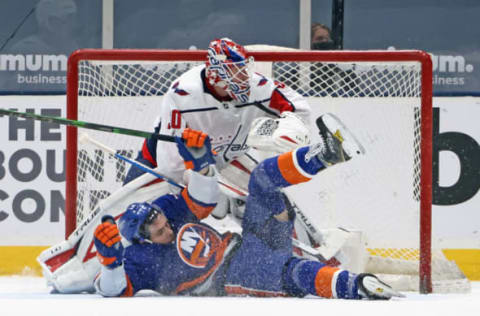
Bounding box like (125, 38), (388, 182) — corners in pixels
(153, 64), (311, 183)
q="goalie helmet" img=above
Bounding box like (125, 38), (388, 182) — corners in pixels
(206, 38), (254, 103)
(118, 202), (162, 243)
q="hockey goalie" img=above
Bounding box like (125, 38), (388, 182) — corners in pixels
(37, 38), (372, 295)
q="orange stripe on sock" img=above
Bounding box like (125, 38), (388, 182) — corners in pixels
(277, 152), (311, 185)
(314, 266), (340, 298)
(181, 189), (214, 219)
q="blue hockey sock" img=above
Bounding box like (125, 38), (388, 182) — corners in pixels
(283, 258), (360, 299)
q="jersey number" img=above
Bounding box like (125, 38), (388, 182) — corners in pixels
(170, 110), (182, 129)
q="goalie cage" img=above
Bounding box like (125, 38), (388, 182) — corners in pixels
(63, 47), (469, 294)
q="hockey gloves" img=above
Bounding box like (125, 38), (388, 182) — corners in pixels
(175, 128), (216, 172)
(94, 215), (124, 269)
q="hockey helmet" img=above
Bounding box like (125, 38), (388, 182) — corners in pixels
(118, 202), (163, 243)
(205, 38), (254, 103)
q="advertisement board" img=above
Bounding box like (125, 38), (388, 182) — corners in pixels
(0, 96), (66, 245)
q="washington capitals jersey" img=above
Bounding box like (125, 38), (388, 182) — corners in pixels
(143, 65), (311, 183)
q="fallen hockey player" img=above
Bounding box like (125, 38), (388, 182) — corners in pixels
(93, 127), (403, 299)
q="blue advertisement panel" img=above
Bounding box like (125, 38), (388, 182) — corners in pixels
(0, 0), (101, 93)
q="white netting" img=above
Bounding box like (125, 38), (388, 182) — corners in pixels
(67, 49), (467, 293)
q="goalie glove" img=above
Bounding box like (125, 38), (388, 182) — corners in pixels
(175, 128), (216, 172)
(94, 215), (124, 269)
(247, 112), (310, 154)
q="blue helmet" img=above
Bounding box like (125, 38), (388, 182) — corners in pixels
(118, 202), (162, 243)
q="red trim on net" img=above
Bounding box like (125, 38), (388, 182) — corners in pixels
(419, 53), (433, 294)
(66, 51), (80, 239)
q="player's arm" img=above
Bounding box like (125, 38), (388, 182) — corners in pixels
(254, 74), (311, 124)
(267, 78), (311, 123)
(174, 128), (219, 220)
(93, 216), (134, 297)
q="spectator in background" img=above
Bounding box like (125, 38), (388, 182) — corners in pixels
(9, 0), (79, 54)
(272, 23), (337, 95)
(311, 23), (335, 50)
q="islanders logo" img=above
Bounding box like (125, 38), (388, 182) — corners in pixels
(176, 223), (222, 268)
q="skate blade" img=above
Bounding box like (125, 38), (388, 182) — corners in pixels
(362, 275), (406, 299)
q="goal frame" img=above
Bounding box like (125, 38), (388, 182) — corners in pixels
(65, 49), (433, 293)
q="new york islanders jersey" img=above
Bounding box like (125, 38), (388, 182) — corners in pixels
(97, 146), (329, 298)
(97, 146), (365, 299)
(122, 199), (236, 296)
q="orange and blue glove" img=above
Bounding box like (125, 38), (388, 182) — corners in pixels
(94, 215), (124, 269)
(175, 128), (216, 172)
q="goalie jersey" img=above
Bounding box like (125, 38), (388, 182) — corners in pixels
(129, 65), (311, 184)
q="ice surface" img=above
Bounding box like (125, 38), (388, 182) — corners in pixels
(0, 276), (479, 316)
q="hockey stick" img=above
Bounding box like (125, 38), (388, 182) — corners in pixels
(0, 108), (175, 143)
(291, 238), (328, 261)
(79, 133), (183, 189)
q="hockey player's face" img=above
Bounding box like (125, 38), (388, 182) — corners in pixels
(225, 62), (249, 88)
(147, 213), (174, 244)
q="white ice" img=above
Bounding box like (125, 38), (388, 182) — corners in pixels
(0, 276), (479, 316)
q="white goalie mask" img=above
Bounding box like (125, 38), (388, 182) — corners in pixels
(206, 38), (254, 103)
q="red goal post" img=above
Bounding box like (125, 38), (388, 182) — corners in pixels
(66, 49), (433, 293)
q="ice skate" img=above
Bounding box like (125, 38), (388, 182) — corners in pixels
(357, 273), (405, 300)
(315, 113), (365, 166)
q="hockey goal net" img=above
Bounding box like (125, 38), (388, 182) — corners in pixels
(65, 48), (467, 294)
